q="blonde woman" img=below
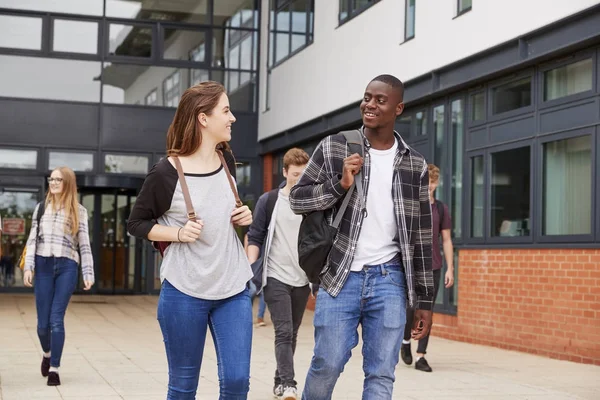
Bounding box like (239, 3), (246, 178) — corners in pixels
(23, 166), (94, 386)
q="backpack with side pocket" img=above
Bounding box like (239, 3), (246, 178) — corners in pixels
(297, 130), (365, 284)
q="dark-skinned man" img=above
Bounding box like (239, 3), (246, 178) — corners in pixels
(290, 74), (434, 400)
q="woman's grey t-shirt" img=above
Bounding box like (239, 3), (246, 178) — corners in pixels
(127, 156), (252, 301)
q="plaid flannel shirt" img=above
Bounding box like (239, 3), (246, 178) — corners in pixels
(289, 128), (434, 310)
(24, 203), (95, 283)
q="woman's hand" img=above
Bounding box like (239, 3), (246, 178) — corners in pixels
(179, 220), (204, 243)
(83, 280), (93, 291)
(231, 205), (252, 226)
(23, 270), (33, 287)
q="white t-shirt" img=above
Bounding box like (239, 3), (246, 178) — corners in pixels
(351, 139), (400, 271)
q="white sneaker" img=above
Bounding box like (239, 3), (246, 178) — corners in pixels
(273, 384), (284, 399)
(282, 386), (298, 400)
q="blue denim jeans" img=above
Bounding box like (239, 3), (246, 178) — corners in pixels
(34, 256), (79, 368)
(157, 280), (253, 400)
(302, 259), (407, 400)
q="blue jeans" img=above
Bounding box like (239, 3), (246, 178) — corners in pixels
(257, 292), (266, 319)
(34, 256), (79, 368)
(157, 280), (253, 400)
(302, 259), (407, 400)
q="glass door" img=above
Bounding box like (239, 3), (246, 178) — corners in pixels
(0, 188), (40, 290)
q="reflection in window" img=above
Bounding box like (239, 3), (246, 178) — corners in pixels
(270, 0), (314, 66)
(543, 136), (592, 235)
(415, 111), (427, 136)
(108, 24), (152, 58)
(163, 71), (181, 107)
(491, 146), (530, 237)
(163, 29), (205, 61)
(0, 149), (37, 169)
(105, 154), (148, 174)
(210, 69), (256, 112)
(145, 89), (157, 105)
(451, 99), (463, 238)
(405, 0), (415, 40)
(189, 43), (210, 85)
(0, 0), (102, 16)
(471, 156), (484, 238)
(458, 0), (472, 14)
(53, 20), (98, 54)
(0, 15), (42, 51)
(49, 152), (94, 172)
(544, 58), (593, 101)
(214, 0), (258, 29)
(106, 0), (208, 24)
(492, 77), (531, 115)
(236, 162), (251, 186)
(396, 115), (411, 138)
(471, 92), (485, 121)
(433, 105), (445, 201)
(339, 0), (380, 23)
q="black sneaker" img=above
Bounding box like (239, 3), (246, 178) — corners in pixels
(415, 357), (432, 372)
(47, 371), (61, 386)
(400, 343), (412, 365)
(41, 357), (50, 377)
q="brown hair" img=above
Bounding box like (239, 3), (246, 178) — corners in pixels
(428, 164), (440, 182)
(46, 167), (80, 236)
(283, 148), (310, 170)
(166, 81), (230, 156)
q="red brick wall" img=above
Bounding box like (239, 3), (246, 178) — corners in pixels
(263, 154), (273, 192)
(432, 249), (600, 366)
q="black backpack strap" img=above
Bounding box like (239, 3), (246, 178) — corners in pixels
(339, 129), (366, 217)
(35, 201), (46, 240)
(264, 188), (279, 230)
(435, 200), (444, 233)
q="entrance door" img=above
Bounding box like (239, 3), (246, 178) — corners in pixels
(0, 188), (40, 290)
(78, 190), (142, 294)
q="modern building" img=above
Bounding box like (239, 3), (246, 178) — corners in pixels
(256, 0), (600, 366)
(1, 0), (599, 366)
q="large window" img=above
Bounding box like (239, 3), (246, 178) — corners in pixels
(544, 58), (593, 102)
(49, 151), (94, 172)
(270, 0), (314, 66)
(0, 15), (43, 50)
(105, 154), (149, 174)
(451, 99), (464, 239)
(53, 20), (98, 55)
(0, 0), (103, 16)
(471, 156), (484, 238)
(405, 0), (415, 41)
(492, 77), (532, 115)
(162, 70), (181, 107)
(106, 0), (208, 24)
(470, 92), (485, 122)
(491, 146), (530, 237)
(0, 149), (37, 170)
(339, 0), (380, 23)
(542, 135), (592, 236)
(433, 105), (445, 200)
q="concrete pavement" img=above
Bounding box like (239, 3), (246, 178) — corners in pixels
(0, 294), (598, 400)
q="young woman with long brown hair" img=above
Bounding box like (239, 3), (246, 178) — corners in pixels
(23, 166), (94, 386)
(128, 81), (254, 399)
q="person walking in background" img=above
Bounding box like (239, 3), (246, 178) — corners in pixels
(246, 148), (310, 400)
(401, 164), (455, 372)
(23, 166), (94, 386)
(127, 81), (254, 400)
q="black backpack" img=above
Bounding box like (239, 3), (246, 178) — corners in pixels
(249, 188), (279, 291)
(297, 130), (365, 284)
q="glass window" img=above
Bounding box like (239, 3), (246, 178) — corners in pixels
(0, 55), (101, 102)
(415, 111), (427, 136)
(0, 0), (103, 16)
(144, 89), (157, 105)
(163, 29), (205, 61)
(52, 20), (98, 54)
(405, 0), (415, 40)
(543, 135), (592, 235)
(433, 105), (445, 200)
(162, 70), (181, 107)
(544, 58), (593, 101)
(471, 156), (484, 238)
(451, 99), (464, 238)
(491, 146), (530, 237)
(106, 0), (208, 24)
(105, 154), (148, 174)
(190, 69), (209, 87)
(210, 69), (256, 112)
(339, 0), (380, 23)
(270, 0), (314, 66)
(49, 152), (94, 172)
(492, 77), (531, 115)
(396, 115), (411, 138)
(471, 92), (485, 121)
(0, 149), (37, 169)
(214, 0), (259, 29)
(236, 162), (252, 186)
(108, 24), (152, 58)
(458, 0), (472, 14)
(0, 15), (42, 51)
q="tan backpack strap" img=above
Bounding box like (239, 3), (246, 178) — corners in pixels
(172, 156), (197, 221)
(217, 150), (243, 207)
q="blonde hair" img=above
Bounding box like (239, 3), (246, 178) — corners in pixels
(428, 164), (440, 183)
(46, 166), (80, 236)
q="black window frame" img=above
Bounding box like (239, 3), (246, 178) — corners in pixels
(269, 0), (315, 68)
(466, 150), (487, 244)
(0, 146), (40, 171)
(46, 148), (97, 174)
(538, 51), (596, 109)
(103, 152), (151, 176)
(50, 15), (101, 59)
(468, 88), (486, 126)
(162, 69), (182, 107)
(404, 0), (415, 42)
(105, 19), (156, 62)
(488, 71), (535, 121)
(338, 0), (381, 26)
(535, 128), (596, 244)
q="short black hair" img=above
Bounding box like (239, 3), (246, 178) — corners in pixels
(371, 74), (404, 102)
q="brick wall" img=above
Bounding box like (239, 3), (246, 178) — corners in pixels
(263, 154), (273, 193)
(432, 249), (600, 366)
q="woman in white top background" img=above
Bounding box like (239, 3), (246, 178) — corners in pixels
(23, 166), (94, 386)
